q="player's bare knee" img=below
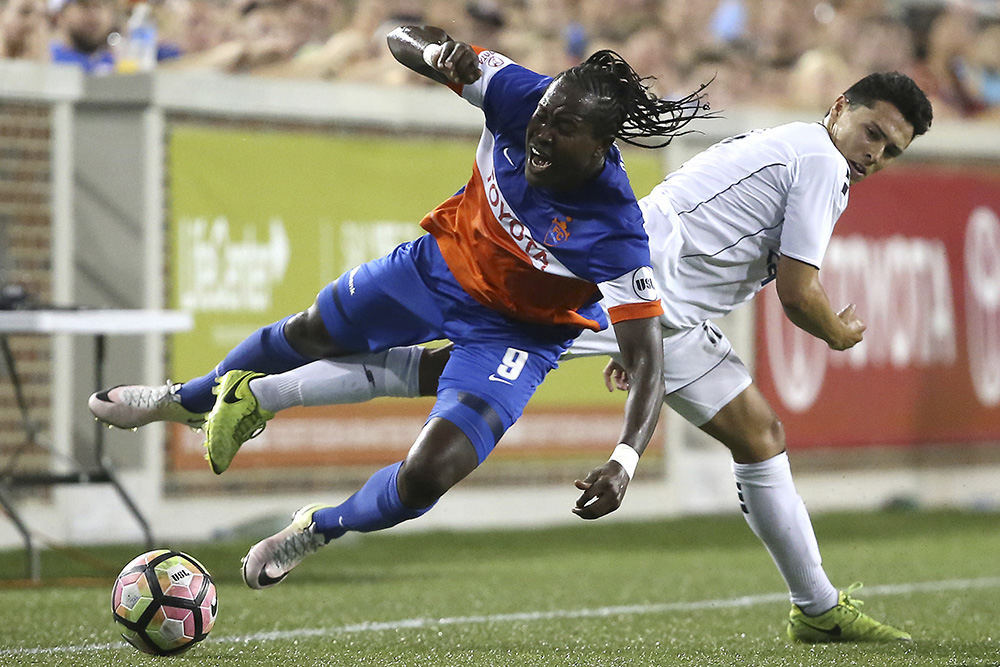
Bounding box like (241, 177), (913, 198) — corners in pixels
(752, 415), (786, 461)
(727, 414), (785, 463)
(283, 307), (338, 358)
(397, 459), (451, 508)
(768, 416), (786, 451)
(418, 345), (451, 396)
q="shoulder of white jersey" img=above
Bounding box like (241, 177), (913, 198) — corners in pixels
(767, 122), (843, 158)
(758, 122), (847, 185)
(458, 48), (516, 107)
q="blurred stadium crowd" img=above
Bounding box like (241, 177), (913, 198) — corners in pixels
(1, 0), (998, 119)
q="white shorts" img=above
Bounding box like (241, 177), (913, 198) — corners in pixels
(565, 321), (752, 426)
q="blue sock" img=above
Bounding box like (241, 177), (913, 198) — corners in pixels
(312, 462), (434, 541)
(177, 315), (314, 413)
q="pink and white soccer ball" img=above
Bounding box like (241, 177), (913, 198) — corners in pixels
(111, 549), (218, 655)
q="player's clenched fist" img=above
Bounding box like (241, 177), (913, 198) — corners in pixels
(423, 41), (482, 85)
(831, 303), (866, 350)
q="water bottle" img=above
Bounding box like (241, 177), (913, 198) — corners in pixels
(117, 2), (158, 73)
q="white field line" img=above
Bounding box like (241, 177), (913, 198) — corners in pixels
(5, 576), (1000, 657)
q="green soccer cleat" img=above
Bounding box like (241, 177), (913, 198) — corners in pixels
(241, 503), (332, 589)
(787, 583), (912, 643)
(203, 370), (274, 475)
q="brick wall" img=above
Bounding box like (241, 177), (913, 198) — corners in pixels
(0, 102), (52, 474)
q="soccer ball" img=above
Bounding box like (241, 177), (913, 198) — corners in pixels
(111, 549), (218, 655)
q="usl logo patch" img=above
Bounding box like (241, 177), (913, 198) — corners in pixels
(544, 216), (571, 245)
(631, 267), (658, 301)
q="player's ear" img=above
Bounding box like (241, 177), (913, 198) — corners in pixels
(828, 94), (849, 122)
(595, 137), (613, 159)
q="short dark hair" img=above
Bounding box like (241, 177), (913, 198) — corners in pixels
(557, 50), (712, 149)
(843, 72), (933, 138)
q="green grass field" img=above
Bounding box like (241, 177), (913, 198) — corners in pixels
(2, 510), (999, 666)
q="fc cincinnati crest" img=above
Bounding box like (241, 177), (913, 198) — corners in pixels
(544, 216), (571, 245)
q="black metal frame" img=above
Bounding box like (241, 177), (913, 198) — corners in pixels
(0, 333), (153, 581)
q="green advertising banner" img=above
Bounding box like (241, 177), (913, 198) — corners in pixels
(168, 125), (664, 472)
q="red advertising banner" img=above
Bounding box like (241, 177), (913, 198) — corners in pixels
(756, 165), (1000, 448)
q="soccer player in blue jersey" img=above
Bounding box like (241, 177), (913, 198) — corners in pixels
(90, 25), (710, 587)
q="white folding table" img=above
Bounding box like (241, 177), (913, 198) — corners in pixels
(0, 309), (192, 580)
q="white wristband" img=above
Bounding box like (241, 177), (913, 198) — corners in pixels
(609, 444), (639, 479)
(422, 43), (443, 68)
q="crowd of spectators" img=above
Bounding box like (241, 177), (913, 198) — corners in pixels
(1, 0), (998, 119)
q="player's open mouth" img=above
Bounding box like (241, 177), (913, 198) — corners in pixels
(528, 146), (552, 171)
(849, 161), (866, 179)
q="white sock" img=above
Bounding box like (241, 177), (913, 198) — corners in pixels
(249, 346), (423, 413)
(732, 452), (839, 616)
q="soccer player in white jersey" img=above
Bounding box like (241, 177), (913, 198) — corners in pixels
(571, 71), (931, 643)
(92, 71), (931, 642)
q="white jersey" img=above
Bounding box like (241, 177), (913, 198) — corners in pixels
(642, 121), (851, 329)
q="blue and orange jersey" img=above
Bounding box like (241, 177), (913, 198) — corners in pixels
(420, 48), (662, 332)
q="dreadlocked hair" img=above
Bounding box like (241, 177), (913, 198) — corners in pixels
(559, 50), (712, 149)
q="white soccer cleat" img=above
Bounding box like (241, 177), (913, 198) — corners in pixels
(88, 382), (206, 430)
(241, 503), (331, 590)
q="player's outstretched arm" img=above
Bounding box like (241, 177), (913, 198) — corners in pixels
(573, 316), (664, 520)
(386, 25), (481, 87)
(775, 255), (866, 350)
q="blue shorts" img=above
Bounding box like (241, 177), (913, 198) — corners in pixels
(316, 235), (577, 463)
